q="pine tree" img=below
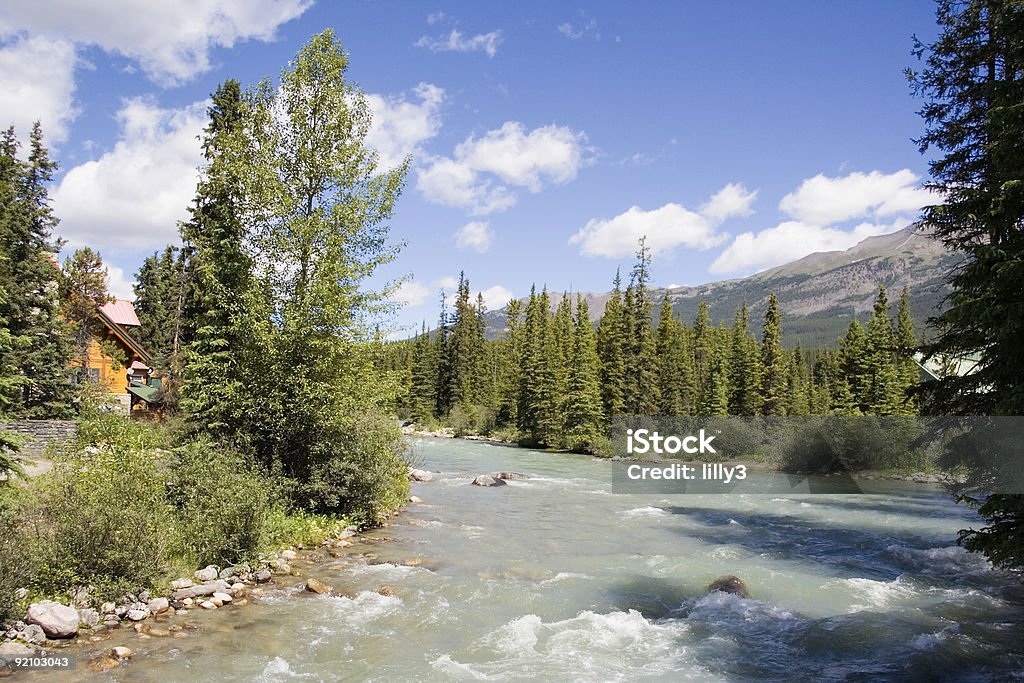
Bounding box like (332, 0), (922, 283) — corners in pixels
(622, 239), (659, 414)
(409, 322), (437, 422)
(0, 124), (71, 417)
(837, 319), (869, 414)
(864, 285), (901, 414)
(759, 293), (786, 416)
(563, 296), (605, 452)
(894, 287), (920, 413)
(692, 301), (713, 409)
(596, 271), (626, 423)
(655, 296), (683, 415)
(908, 0), (1024, 569)
(179, 79), (251, 427)
(728, 303), (763, 415)
(60, 248), (112, 379)
(496, 297), (523, 426)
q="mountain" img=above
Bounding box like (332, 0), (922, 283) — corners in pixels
(483, 226), (960, 347)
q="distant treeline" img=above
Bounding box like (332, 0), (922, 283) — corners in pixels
(383, 243), (920, 454)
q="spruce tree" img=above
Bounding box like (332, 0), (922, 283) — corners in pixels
(655, 296), (683, 415)
(908, 0), (1024, 568)
(864, 285), (901, 414)
(563, 296), (605, 452)
(596, 271), (626, 423)
(0, 124), (71, 417)
(496, 297), (523, 426)
(759, 293), (787, 416)
(728, 303), (763, 415)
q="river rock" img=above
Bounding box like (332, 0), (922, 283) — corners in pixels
(126, 608), (149, 622)
(0, 642), (35, 657)
(100, 602), (116, 614)
(707, 575), (749, 599)
(13, 587), (28, 601)
(111, 646), (132, 659)
(21, 624), (46, 645)
(78, 608), (100, 628)
(255, 569), (272, 583)
(218, 566), (237, 580)
(492, 471), (529, 480)
(148, 598), (170, 614)
(87, 655), (120, 672)
(26, 601), (79, 639)
(409, 495), (423, 504)
(190, 580), (230, 597)
(212, 592), (233, 604)
(200, 601), (216, 610)
(195, 566), (219, 582)
(305, 579), (332, 594)
(408, 468), (433, 482)
(170, 578), (193, 590)
(280, 549), (298, 560)
(138, 590), (151, 603)
(472, 474), (507, 487)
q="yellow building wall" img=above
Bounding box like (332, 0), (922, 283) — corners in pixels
(69, 333), (139, 395)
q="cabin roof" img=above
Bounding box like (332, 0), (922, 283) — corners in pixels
(99, 299), (141, 327)
(95, 306), (152, 365)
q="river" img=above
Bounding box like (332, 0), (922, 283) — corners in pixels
(35, 437), (1024, 681)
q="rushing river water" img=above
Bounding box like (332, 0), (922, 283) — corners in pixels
(34, 437), (1024, 682)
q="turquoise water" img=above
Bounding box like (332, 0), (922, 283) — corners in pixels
(34, 438), (1024, 681)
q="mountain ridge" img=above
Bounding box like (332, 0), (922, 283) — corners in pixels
(481, 225), (959, 347)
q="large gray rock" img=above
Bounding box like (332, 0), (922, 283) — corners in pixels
(408, 468), (433, 482)
(170, 578), (194, 590)
(194, 566), (219, 582)
(255, 569), (272, 583)
(26, 601), (79, 639)
(471, 474), (507, 487)
(0, 641), (35, 656)
(125, 608), (149, 622)
(147, 598), (169, 614)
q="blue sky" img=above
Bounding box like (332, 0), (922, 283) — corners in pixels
(0, 1), (940, 336)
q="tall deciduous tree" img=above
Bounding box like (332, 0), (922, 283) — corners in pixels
(60, 247), (112, 378)
(909, 0), (1024, 568)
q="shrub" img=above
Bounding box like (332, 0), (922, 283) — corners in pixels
(29, 440), (174, 601)
(0, 487), (33, 626)
(294, 410), (409, 525)
(165, 439), (276, 568)
(780, 417), (923, 473)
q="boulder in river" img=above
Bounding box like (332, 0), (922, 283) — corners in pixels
(305, 578), (332, 594)
(408, 468), (434, 482)
(26, 601), (79, 638)
(472, 474), (507, 487)
(492, 471), (529, 480)
(707, 575), (749, 599)
(194, 566), (219, 582)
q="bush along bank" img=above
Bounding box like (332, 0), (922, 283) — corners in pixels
(0, 411), (403, 672)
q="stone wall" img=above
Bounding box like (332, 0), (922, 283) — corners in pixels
(0, 420), (77, 456)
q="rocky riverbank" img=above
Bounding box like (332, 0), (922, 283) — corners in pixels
(0, 528), (365, 677)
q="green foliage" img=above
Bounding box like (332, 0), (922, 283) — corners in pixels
(0, 124), (72, 418)
(166, 439), (275, 568)
(780, 417), (923, 473)
(0, 486), (33, 624)
(29, 427), (173, 600)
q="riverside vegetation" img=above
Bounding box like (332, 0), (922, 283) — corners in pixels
(0, 30), (410, 641)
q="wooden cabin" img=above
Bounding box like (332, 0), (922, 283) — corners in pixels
(68, 300), (162, 412)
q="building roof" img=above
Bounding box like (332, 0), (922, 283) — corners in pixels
(95, 306), (152, 365)
(129, 360), (150, 371)
(99, 299), (140, 327)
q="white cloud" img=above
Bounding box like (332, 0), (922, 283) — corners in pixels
(105, 263), (135, 300)
(427, 12), (446, 25)
(569, 184), (751, 259)
(414, 29), (502, 57)
(779, 169), (932, 225)
(436, 275), (458, 290)
(0, 35), (78, 144)
(52, 97), (206, 251)
(454, 221), (493, 252)
(700, 183), (757, 222)
(394, 280), (432, 307)
(709, 218), (911, 275)
(476, 285), (514, 311)
(417, 121), (589, 215)
(0, 0), (311, 86)
(365, 83), (444, 170)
